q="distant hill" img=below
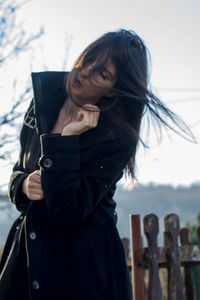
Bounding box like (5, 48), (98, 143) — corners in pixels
(0, 183), (200, 247)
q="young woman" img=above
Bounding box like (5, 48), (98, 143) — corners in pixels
(0, 29), (194, 300)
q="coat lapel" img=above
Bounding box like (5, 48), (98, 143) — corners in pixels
(31, 71), (67, 135)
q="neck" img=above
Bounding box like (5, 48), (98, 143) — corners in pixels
(63, 96), (79, 121)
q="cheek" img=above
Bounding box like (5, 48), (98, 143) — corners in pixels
(82, 86), (104, 96)
(71, 84), (111, 100)
(92, 84), (112, 96)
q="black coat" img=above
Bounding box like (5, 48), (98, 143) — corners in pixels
(0, 71), (136, 300)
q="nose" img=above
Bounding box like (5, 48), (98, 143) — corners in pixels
(79, 65), (92, 79)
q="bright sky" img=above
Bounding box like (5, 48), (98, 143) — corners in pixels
(1, 0), (200, 188)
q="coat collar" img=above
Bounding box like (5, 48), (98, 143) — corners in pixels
(31, 71), (67, 135)
(31, 71), (122, 148)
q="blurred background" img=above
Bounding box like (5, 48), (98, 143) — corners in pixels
(0, 0), (200, 248)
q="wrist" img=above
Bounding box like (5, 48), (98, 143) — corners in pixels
(61, 130), (78, 136)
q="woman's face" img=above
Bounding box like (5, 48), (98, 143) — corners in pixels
(67, 59), (117, 104)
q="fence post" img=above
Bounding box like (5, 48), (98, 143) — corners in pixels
(192, 227), (200, 299)
(164, 214), (184, 300)
(130, 214), (145, 300)
(144, 214), (163, 300)
(180, 228), (196, 300)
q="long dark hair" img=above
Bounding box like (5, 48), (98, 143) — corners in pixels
(64, 29), (195, 186)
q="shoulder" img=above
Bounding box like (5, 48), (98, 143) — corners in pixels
(80, 110), (136, 152)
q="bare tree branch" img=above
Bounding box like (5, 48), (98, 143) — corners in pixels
(0, 0), (43, 168)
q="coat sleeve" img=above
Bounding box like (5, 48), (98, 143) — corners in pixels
(39, 132), (136, 230)
(8, 101), (34, 212)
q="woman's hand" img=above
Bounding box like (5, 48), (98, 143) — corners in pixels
(22, 170), (44, 200)
(61, 104), (100, 136)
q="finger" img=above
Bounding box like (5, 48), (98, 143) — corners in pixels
(30, 174), (41, 184)
(28, 189), (44, 198)
(30, 194), (44, 201)
(80, 105), (99, 117)
(82, 104), (99, 109)
(84, 105), (100, 120)
(29, 187), (44, 194)
(76, 111), (84, 121)
(33, 170), (41, 176)
(28, 181), (42, 189)
(89, 110), (100, 127)
(32, 175), (41, 184)
(81, 104), (99, 113)
(86, 112), (98, 128)
(28, 182), (43, 193)
(92, 110), (100, 126)
(78, 105), (99, 118)
(77, 107), (99, 128)
(77, 110), (90, 125)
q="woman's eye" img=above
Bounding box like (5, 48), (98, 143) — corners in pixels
(100, 71), (107, 80)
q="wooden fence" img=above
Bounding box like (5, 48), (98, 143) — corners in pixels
(122, 214), (200, 300)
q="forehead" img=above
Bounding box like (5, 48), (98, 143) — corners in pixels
(89, 56), (117, 78)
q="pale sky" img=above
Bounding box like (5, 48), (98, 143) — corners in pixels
(1, 0), (200, 188)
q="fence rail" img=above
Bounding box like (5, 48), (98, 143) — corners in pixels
(122, 214), (200, 300)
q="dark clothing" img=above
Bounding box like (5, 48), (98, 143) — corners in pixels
(0, 216), (29, 300)
(0, 71), (135, 299)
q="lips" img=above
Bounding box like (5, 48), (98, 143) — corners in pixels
(73, 77), (82, 88)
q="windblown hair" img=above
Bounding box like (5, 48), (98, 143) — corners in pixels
(64, 29), (195, 187)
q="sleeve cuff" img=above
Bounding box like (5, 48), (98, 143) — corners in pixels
(9, 173), (30, 212)
(40, 133), (80, 154)
(39, 133), (80, 171)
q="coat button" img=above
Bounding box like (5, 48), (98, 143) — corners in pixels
(20, 216), (23, 220)
(29, 231), (37, 240)
(32, 280), (40, 289)
(43, 158), (53, 168)
(104, 184), (108, 188)
(100, 165), (103, 169)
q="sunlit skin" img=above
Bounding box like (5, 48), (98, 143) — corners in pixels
(61, 59), (117, 135)
(68, 59), (117, 103)
(22, 59), (117, 200)
(22, 170), (43, 201)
